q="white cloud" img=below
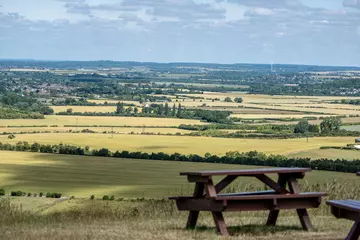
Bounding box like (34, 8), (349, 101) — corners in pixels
(0, 0), (359, 65)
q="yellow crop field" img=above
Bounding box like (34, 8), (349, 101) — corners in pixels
(0, 126), (192, 134)
(0, 133), (355, 156)
(52, 106), (117, 113)
(0, 115), (206, 127)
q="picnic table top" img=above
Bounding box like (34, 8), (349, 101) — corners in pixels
(180, 167), (311, 177)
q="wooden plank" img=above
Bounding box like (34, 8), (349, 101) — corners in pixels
(215, 192), (326, 201)
(180, 168), (311, 177)
(346, 221), (360, 240)
(187, 175), (210, 183)
(186, 182), (204, 229)
(175, 197), (321, 212)
(256, 174), (289, 194)
(212, 212), (229, 236)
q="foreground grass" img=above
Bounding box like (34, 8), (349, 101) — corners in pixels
(0, 198), (357, 240)
(0, 133), (356, 156)
(0, 151), (358, 198)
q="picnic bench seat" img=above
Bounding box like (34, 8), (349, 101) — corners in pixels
(170, 168), (327, 236)
(326, 172), (360, 240)
(170, 192), (326, 211)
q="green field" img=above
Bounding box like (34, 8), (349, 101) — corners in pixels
(0, 133), (356, 156)
(0, 151), (358, 198)
(341, 125), (360, 132)
(289, 149), (360, 160)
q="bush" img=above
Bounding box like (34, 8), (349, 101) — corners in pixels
(33, 193), (37, 197)
(10, 191), (23, 197)
(102, 195), (110, 201)
(46, 192), (51, 198)
(27, 192), (31, 197)
(90, 195), (95, 200)
(0, 188), (5, 196)
(39, 192), (43, 197)
(110, 195), (115, 201)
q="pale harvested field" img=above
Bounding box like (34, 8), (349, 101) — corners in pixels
(0, 127), (192, 134)
(0, 133), (355, 156)
(0, 115), (206, 127)
(52, 106), (117, 113)
(231, 114), (328, 119)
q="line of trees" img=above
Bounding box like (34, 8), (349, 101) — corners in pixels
(1, 141), (359, 173)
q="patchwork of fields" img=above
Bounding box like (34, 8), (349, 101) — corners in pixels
(0, 151), (357, 198)
(0, 133), (356, 156)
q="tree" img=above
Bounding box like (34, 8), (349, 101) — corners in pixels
(116, 102), (125, 114)
(172, 104), (176, 116)
(176, 104), (182, 118)
(134, 107), (139, 114)
(164, 103), (169, 116)
(234, 97), (243, 103)
(224, 97), (232, 102)
(66, 108), (73, 114)
(320, 117), (341, 133)
(294, 119), (310, 134)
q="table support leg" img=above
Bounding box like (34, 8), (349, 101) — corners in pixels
(212, 212), (229, 236)
(266, 210), (279, 226)
(296, 209), (313, 231)
(288, 178), (314, 231)
(266, 174), (288, 226)
(186, 211), (200, 229)
(186, 182), (204, 229)
(346, 221), (360, 240)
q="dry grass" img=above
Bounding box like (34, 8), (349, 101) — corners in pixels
(0, 191), (358, 240)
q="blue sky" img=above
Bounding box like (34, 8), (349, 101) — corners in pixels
(0, 0), (359, 66)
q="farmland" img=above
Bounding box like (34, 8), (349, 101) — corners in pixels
(0, 115), (206, 127)
(0, 133), (356, 156)
(0, 151), (358, 198)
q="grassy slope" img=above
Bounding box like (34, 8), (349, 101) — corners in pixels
(0, 151), (358, 198)
(0, 197), (354, 240)
(0, 133), (355, 156)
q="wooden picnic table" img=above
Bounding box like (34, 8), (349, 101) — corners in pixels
(327, 172), (360, 240)
(169, 167), (327, 236)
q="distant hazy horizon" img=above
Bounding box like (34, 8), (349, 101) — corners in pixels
(0, 0), (359, 66)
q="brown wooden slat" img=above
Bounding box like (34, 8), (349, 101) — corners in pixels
(215, 192), (326, 201)
(327, 200), (360, 212)
(180, 168), (311, 176)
